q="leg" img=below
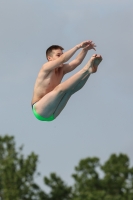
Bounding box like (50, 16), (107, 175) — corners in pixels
(52, 55), (102, 118)
(71, 73), (90, 95)
(53, 74), (90, 118)
(35, 54), (102, 118)
(71, 54), (103, 94)
(35, 71), (88, 118)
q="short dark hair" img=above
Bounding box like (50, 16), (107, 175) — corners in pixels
(46, 45), (64, 60)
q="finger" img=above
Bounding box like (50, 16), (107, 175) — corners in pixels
(86, 44), (91, 48)
(83, 41), (88, 45)
(92, 42), (96, 46)
(91, 43), (96, 47)
(86, 41), (90, 44)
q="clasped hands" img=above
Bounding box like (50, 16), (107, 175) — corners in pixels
(77, 40), (96, 51)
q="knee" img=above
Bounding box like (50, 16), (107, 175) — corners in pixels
(54, 85), (72, 95)
(54, 85), (65, 94)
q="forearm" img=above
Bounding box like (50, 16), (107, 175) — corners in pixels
(62, 45), (79, 63)
(75, 49), (88, 64)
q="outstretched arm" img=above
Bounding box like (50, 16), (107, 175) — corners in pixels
(43, 41), (94, 72)
(63, 41), (96, 74)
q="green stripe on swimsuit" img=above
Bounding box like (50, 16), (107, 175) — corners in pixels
(32, 104), (55, 121)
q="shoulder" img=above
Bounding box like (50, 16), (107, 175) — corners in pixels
(42, 62), (49, 69)
(37, 63), (50, 78)
(41, 62), (51, 72)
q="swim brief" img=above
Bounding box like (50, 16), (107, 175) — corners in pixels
(32, 104), (55, 121)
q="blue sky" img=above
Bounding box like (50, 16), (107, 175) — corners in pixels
(0, 0), (133, 191)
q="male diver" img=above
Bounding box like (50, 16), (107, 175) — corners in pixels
(31, 40), (102, 121)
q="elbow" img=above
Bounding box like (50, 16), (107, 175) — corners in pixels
(61, 54), (67, 63)
(76, 60), (82, 66)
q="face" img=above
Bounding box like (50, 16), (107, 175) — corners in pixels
(48, 49), (63, 61)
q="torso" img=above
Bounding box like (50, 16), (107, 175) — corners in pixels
(31, 66), (64, 105)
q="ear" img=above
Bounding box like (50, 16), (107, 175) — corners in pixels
(47, 56), (52, 61)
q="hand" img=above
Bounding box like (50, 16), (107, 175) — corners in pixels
(84, 40), (96, 51)
(77, 40), (96, 51)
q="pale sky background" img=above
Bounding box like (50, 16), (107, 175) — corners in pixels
(0, 0), (133, 191)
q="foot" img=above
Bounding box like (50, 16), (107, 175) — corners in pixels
(88, 54), (102, 74)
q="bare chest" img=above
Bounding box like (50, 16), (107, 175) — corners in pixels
(48, 68), (63, 87)
(32, 68), (64, 104)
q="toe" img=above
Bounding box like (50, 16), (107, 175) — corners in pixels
(97, 54), (102, 60)
(91, 55), (97, 62)
(92, 54), (97, 57)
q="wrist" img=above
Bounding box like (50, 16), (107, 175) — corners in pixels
(75, 45), (80, 50)
(82, 48), (88, 52)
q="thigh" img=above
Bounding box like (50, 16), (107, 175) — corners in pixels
(34, 89), (66, 118)
(53, 91), (72, 118)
